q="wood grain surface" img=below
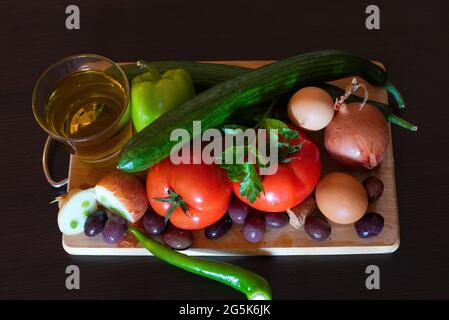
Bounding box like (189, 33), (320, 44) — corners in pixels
(1, 0), (448, 299)
(64, 61), (399, 256)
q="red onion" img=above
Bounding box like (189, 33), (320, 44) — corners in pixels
(324, 103), (389, 169)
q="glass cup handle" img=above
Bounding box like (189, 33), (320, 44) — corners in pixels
(42, 135), (69, 188)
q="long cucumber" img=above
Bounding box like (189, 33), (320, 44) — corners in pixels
(121, 58), (404, 108)
(118, 50), (398, 172)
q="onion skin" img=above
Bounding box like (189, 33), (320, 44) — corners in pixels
(96, 171), (149, 223)
(324, 103), (389, 169)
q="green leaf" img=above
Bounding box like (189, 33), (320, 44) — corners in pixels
(277, 141), (290, 149)
(218, 147), (264, 203)
(220, 162), (247, 182)
(247, 144), (269, 168)
(279, 140), (304, 161)
(262, 118), (299, 140)
(278, 127), (299, 140)
(220, 124), (250, 135)
(219, 145), (248, 182)
(239, 163), (265, 204)
(262, 119), (300, 157)
(218, 145), (247, 167)
(263, 118), (288, 130)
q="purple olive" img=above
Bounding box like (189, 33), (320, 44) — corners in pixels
(243, 214), (266, 243)
(228, 196), (251, 224)
(265, 212), (289, 229)
(362, 176), (384, 203)
(355, 212), (384, 238)
(143, 210), (166, 236)
(163, 227), (193, 250)
(205, 214), (232, 239)
(84, 210), (108, 237)
(102, 215), (127, 244)
(304, 215), (331, 241)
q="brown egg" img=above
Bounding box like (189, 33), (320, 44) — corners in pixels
(288, 87), (335, 131)
(315, 172), (368, 224)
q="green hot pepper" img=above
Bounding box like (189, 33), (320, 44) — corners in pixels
(128, 227), (272, 300)
(131, 64), (195, 132)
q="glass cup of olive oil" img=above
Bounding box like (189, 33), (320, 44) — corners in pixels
(32, 54), (132, 187)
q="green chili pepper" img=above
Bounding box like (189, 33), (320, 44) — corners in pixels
(128, 227), (272, 300)
(131, 65), (195, 132)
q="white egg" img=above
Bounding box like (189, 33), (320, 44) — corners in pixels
(287, 87), (335, 131)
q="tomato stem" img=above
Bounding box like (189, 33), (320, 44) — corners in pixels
(153, 189), (191, 224)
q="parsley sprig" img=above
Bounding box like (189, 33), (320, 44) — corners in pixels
(218, 100), (304, 203)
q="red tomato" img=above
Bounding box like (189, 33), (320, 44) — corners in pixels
(147, 158), (232, 230)
(233, 128), (321, 212)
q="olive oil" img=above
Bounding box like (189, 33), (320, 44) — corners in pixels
(43, 70), (132, 162)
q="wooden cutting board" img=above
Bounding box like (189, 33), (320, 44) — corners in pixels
(63, 60), (399, 256)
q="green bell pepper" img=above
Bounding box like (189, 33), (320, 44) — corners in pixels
(131, 64), (195, 132)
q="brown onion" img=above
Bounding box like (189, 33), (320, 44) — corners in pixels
(324, 103), (389, 169)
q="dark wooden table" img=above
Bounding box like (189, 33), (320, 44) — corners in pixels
(1, 0), (448, 299)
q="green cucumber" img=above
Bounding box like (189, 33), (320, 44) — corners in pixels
(123, 59), (405, 109)
(122, 59), (414, 133)
(118, 50), (397, 172)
